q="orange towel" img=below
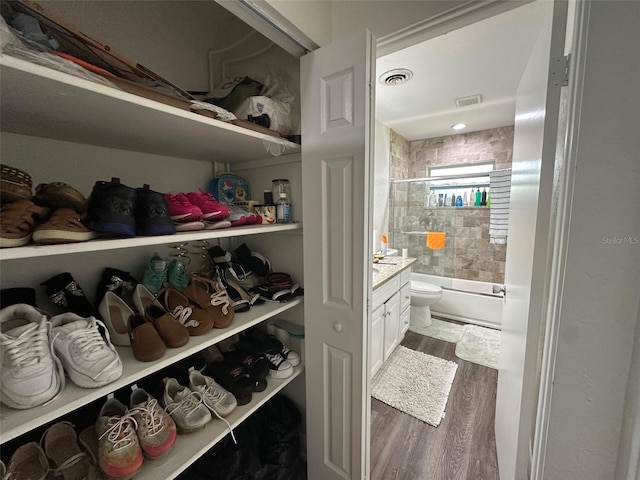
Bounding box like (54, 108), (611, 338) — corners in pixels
(427, 232), (446, 249)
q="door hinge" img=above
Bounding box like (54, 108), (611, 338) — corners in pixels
(549, 54), (570, 87)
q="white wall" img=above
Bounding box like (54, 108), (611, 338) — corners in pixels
(542, 2), (640, 479)
(373, 121), (391, 252)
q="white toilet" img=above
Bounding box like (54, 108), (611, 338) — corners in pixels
(410, 281), (443, 328)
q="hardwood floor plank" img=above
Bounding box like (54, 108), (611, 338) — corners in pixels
(370, 330), (500, 480)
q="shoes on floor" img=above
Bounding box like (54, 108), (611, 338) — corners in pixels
(142, 252), (168, 294)
(41, 272), (96, 318)
(33, 182), (88, 213)
(98, 291), (134, 347)
(161, 377), (212, 432)
(87, 177), (137, 238)
(183, 273), (235, 328)
(135, 184), (176, 236)
(129, 313), (166, 362)
(188, 367), (237, 417)
(163, 192), (202, 223)
(185, 189), (230, 221)
(129, 385), (177, 458)
(41, 421), (103, 480)
(0, 303), (63, 409)
(50, 312), (122, 388)
(3, 442), (49, 480)
(32, 208), (96, 245)
(155, 285), (215, 336)
(0, 199), (49, 248)
(94, 395), (143, 478)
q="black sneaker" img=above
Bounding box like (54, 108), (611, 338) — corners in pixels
(205, 360), (254, 406)
(94, 267), (138, 309)
(223, 350), (270, 390)
(0, 287), (37, 309)
(233, 243), (271, 277)
(135, 184), (176, 236)
(41, 272), (95, 317)
(87, 177), (136, 237)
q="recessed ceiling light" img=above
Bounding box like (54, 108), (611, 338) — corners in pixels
(379, 68), (413, 86)
(451, 123), (467, 130)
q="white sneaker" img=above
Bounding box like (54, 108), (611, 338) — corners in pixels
(0, 304), (63, 409)
(263, 352), (293, 379)
(162, 377), (211, 432)
(188, 367), (237, 417)
(50, 313), (122, 388)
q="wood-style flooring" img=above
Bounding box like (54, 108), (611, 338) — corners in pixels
(370, 330), (500, 480)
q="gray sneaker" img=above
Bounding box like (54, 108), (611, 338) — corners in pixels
(0, 304), (63, 409)
(162, 377), (212, 432)
(188, 367), (237, 417)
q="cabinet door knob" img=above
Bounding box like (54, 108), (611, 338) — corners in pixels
(333, 322), (342, 332)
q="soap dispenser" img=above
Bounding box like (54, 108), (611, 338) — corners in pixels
(481, 188), (487, 206)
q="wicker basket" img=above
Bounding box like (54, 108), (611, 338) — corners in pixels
(0, 164), (33, 203)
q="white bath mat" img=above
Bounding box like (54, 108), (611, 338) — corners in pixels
(371, 345), (458, 427)
(409, 318), (466, 343)
(455, 325), (500, 369)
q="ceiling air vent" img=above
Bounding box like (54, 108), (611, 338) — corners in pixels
(455, 94), (483, 108)
(379, 68), (413, 86)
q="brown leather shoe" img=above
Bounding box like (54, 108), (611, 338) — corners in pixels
(0, 199), (49, 248)
(183, 274), (235, 329)
(32, 208), (95, 245)
(144, 304), (189, 348)
(129, 313), (166, 362)
(155, 285), (214, 335)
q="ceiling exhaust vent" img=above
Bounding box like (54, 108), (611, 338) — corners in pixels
(379, 68), (413, 86)
(455, 94), (483, 108)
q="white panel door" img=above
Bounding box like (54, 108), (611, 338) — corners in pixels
(301, 30), (375, 480)
(495, 1), (568, 478)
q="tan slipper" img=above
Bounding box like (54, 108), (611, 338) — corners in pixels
(0, 199), (49, 248)
(156, 284), (215, 335)
(32, 208), (96, 244)
(183, 274), (235, 328)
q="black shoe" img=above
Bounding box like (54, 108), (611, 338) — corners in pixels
(205, 360), (254, 406)
(233, 243), (271, 277)
(223, 350), (270, 385)
(135, 184), (176, 236)
(0, 287), (37, 309)
(94, 267), (138, 309)
(41, 272), (95, 317)
(87, 177), (136, 237)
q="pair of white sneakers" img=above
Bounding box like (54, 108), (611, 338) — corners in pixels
(0, 303), (122, 410)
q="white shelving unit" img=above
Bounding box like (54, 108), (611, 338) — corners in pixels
(0, 45), (305, 477)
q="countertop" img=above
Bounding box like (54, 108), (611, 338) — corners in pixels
(372, 257), (416, 289)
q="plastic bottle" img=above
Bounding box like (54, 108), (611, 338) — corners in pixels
(456, 195), (463, 207)
(487, 192), (491, 207)
(481, 188), (487, 206)
(381, 233), (388, 255)
(451, 194), (456, 207)
(475, 188), (482, 206)
(263, 189), (273, 205)
(276, 193), (291, 223)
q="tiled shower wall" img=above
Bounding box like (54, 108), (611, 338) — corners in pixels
(389, 127), (513, 283)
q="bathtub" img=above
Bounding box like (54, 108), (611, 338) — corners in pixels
(411, 273), (504, 329)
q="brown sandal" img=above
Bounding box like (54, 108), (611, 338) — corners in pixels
(156, 284), (215, 335)
(183, 274), (235, 328)
(41, 421), (103, 480)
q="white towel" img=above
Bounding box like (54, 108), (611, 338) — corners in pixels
(489, 169), (512, 244)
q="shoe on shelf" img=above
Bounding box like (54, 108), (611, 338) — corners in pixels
(0, 164), (33, 204)
(233, 243), (272, 277)
(162, 192), (202, 223)
(129, 384), (177, 458)
(188, 367), (237, 417)
(167, 258), (189, 291)
(142, 252), (168, 295)
(4, 442), (49, 480)
(128, 313), (166, 362)
(0, 287), (37, 309)
(95, 267), (138, 310)
(156, 285), (215, 335)
(41, 272), (96, 318)
(0, 303), (63, 409)
(222, 350), (270, 392)
(242, 327), (301, 367)
(41, 421), (102, 480)
(32, 208), (96, 245)
(183, 273), (235, 328)
(203, 219), (231, 230)
(33, 182), (88, 213)
(50, 312), (122, 388)
(86, 177), (137, 238)
(185, 189), (230, 221)
(204, 360), (254, 406)
(94, 394), (143, 478)
(263, 352), (294, 379)
(161, 377), (212, 433)
(132, 283), (162, 315)
(98, 291), (134, 347)
(174, 220), (206, 231)
(143, 303), (189, 348)
(0, 199), (49, 248)
(135, 184), (176, 236)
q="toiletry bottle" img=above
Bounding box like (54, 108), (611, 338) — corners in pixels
(276, 193), (291, 223)
(381, 233), (388, 255)
(481, 188), (487, 206)
(475, 188), (481, 206)
(456, 195), (463, 207)
(451, 194), (456, 207)
(486, 192), (491, 207)
(463, 191), (468, 206)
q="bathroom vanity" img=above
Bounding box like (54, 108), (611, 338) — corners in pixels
(371, 258), (416, 377)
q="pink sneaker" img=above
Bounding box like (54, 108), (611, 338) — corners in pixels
(228, 205), (258, 227)
(162, 193), (202, 222)
(185, 190), (230, 221)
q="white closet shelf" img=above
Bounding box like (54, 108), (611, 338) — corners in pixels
(134, 364), (304, 480)
(0, 298), (303, 443)
(0, 55), (300, 163)
(0, 223), (303, 261)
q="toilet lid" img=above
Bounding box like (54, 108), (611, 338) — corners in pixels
(411, 281), (442, 294)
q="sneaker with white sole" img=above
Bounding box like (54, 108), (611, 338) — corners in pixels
(50, 312), (122, 388)
(129, 385), (177, 458)
(188, 367), (237, 417)
(162, 377), (212, 432)
(263, 352), (293, 379)
(0, 304), (63, 409)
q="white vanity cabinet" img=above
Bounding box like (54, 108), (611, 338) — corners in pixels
(371, 260), (414, 377)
